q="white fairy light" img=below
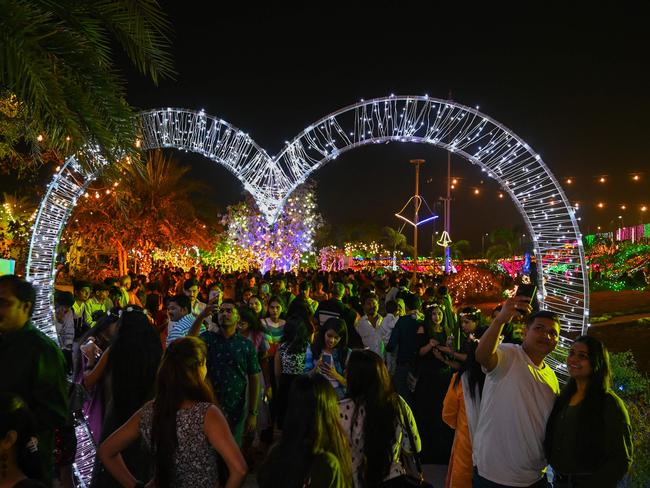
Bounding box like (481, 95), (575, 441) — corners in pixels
(27, 96), (588, 376)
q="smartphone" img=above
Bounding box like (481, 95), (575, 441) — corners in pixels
(515, 283), (537, 300)
(515, 283), (537, 313)
(322, 353), (333, 366)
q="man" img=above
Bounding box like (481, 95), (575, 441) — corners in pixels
(315, 282), (362, 348)
(355, 293), (383, 356)
(183, 277), (206, 316)
(117, 274), (131, 308)
(385, 292), (423, 404)
(473, 296), (561, 488)
(379, 298), (404, 375)
(72, 280), (93, 335)
(87, 282), (112, 319)
(54, 290), (75, 372)
(0, 275), (69, 484)
(166, 294), (196, 346)
(191, 299), (261, 445)
(272, 276), (294, 309)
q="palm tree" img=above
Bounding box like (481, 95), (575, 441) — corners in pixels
(382, 226), (410, 269)
(485, 226), (524, 261)
(0, 0), (174, 158)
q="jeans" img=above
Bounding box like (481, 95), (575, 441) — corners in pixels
(472, 468), (550, 488)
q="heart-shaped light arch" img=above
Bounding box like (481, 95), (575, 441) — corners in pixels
(27, 96), (588, 378)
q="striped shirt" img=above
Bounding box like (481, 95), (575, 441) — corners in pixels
(167, 313), (198, 346)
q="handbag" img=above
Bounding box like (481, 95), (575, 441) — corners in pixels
(396, 403), (435, 488)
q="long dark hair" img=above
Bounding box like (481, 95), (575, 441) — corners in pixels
(151, 337), (215, 488)
(544, 335), (612, 463)
(0, 393), (43, 481)
(107, 307), (163, 424)
(453, 341), (485, 400)
(258, 374), (352, 488)
(311, 317), (349, 365)
(281, 317), (310, 355)
(238, 306), (265, 333)
(346, 349), (401, 487)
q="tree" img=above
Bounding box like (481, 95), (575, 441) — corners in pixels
(64, 150), (214, 275)
(449, 239), (471, 260)
(0, 193), (35, 272)
(485, 226), (524, 261)
(0, 0), (174, 160)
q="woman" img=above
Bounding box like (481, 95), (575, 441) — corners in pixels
(91, 307), (163, 488)
(247, 295), (264, 319)
(437, 307), (484, 367)
(274, 317), (311, 429)
(261, 296), (286, 357)
(99, 337), (247, 488)
(0, 393), (45, 487)
(442, 341), (484, 488)
(413, 302), (455, 464)
(74, 311), (120, 443)
(339, 349), (421, 487)
(544, 336), (633, 488)
(305, 318), (350, 399)
(258, 374), (353, 488)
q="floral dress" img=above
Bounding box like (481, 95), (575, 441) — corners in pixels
(140, 401), (219, 488)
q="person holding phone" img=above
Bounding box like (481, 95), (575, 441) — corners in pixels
(305, 318), (350, 399)
(473, 296), (561, 487)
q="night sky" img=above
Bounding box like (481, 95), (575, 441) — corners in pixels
(124, 4), (650, 254)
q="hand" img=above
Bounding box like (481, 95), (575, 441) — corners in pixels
(497, 296), (532, 323)
(428, 338), (439, 348)
(320, 362), (344, 383)
(245, 414), (257, 435)
(199, 302), (216, 319)
(432, 347), (445, 362)
(81, 341), (102, 361)
(265, 385), (273, 401)
(436, 345), (452, 354)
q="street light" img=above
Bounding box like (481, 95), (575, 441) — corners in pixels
(481, 233), (489, 255)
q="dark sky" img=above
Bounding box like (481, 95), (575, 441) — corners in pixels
(125, 4), (650, 254)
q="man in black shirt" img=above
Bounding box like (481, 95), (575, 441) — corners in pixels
(315, 282), (363, 349)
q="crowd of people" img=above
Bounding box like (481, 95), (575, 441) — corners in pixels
(0, 265), (635, 488)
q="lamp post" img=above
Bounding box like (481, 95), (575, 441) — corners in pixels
(481, 233), (489, 256)
(410, 159), (425, 281)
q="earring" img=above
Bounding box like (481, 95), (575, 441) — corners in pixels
(0, 452), (8, 478)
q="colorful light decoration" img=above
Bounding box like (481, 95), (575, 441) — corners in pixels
(27, 96), (589, 376)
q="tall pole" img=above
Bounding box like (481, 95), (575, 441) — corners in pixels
(444, 89), (453, 274)
(411, 159), (425, 282)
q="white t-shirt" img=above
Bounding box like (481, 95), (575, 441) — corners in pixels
(473, 343), (559, 486)
(355, 314), (384, 356)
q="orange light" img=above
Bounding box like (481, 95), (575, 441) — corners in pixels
(597, 202), (604, 208)
(474, 188), (480, 195)
(597, 226), (601, 231)
(599, 176), (606, 183)
(135, 139), (142, 148)
(451, 184), (455, 189)
(498, 193), (504, 199)
(633, 175), (640, 181)
(566, 178), (572, 184)
(452, 178), (458, 185)
(642, 205), (648, 212)
(621, 205), (626, 210)
(66, 136), (71, 142)
(37, 134), (44, 142)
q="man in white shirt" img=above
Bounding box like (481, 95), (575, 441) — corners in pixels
(166, 294), (197, 346)
(355, 293), (383, 356)
(379, 298), (404, 375)
(474, 296), (561, 488)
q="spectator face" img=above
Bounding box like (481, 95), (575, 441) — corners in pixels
(324, 329), (341, 350)
(566, 341), (592, 381)
(184, 285), (199, 302)
(430, 307), (444, 325)
(218, 303), (238, 328)
(523, 317), (560, 358)
(268, 301), (282, 320)
(242, 290), (252, 303)
(55, 304), (70, 323)
(363, 297), (378, 317)
(76, 286), (91, 302)
(167, 301), (187, 321)
(248, 297), (262, 315)
(0, 284), (31, 332)
(461, 316), (477, 334)
(121, 277), (131, 290)
(96, 289), (109, 301)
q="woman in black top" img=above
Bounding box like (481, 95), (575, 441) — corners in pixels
(545, 335), (633, 488)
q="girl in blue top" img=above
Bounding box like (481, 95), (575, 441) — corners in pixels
(305, 318), (350, 399)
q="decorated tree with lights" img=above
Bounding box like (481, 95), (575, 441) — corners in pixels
(221, 183), (323, 272)
(64, 150), (215, 276)
(0, 194), (36, 271)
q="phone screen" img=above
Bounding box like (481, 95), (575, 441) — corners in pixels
(322, 353), (333, 365)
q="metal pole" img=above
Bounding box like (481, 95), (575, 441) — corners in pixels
(445, 150), (451, 273)
(411, 159), (425, 281)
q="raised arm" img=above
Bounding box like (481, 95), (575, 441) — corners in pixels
(475, 296), (531, 372)
(188, 302), (216, 337)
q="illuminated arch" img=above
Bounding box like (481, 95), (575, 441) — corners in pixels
(27, 97), (588, 375)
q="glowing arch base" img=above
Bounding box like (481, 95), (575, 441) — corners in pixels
(27, 96), (588, 376)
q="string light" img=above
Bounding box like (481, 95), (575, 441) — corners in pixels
(27, 97), (590, 369)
